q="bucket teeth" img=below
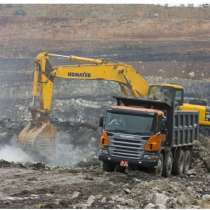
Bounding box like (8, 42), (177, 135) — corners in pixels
(18, 120), (57, 143)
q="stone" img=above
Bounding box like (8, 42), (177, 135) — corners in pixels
(101, 197), (106, 203)
(86, 195), (95, 207)
(202, 194), (210, 201)
(201, 194), (210, 208)
(71, 191), (80, 199)
(186, 169), (196, 175)
(204, 157), (210, 172)
(189, 72), (195, 78)
(152, 192), (168, 208)
(144, 203), (156, 209)
(123, 188), (131, 194)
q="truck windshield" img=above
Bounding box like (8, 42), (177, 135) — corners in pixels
(105, 111), (155, 135)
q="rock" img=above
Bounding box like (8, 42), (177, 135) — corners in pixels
(123, 188), (131, 194)
(166, 197), (177, 208)
(193, 138), (210, 172)
(189, 71), (195, 78)
(186, 186), (193, 192)
(116, 204), (126, 209)
(86, 195), (95, 207)
(204, 157), (210, 172)
(144, 203), (156, 209)
(101, 197), (106, 203)
(202, 194), (210, 200)
(95, 194), (103, 199)
(158, 69), (165, 73)
(201, 194), (210, 208)
(112, 195), (129, 205)
(71, 191), (80, 199)
(133, 178), (141, 182)
(152, 192), (168, 208)
(186, 169), (196, 175)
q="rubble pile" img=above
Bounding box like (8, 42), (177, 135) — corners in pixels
(0, 156), (209, 208)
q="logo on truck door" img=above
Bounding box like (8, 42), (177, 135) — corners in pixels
(68, 72), (91, 78)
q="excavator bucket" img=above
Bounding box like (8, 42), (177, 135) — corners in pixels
(18, 121), (56, 143)
(17, 113), (57, 162)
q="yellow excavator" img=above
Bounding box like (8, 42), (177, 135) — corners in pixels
(18, 52), (149, 148)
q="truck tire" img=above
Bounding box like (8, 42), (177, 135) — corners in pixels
(184, 150), (192, 174)
(163, 151), (173, 177)
(151, 153), (163, 176)
(172, 149), (185, 175)
(102, 161), (115, 172)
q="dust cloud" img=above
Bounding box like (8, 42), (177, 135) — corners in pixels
(51, 130), (98, 167)
(0, 144), (33, 163)
(0, 129), (99, 167)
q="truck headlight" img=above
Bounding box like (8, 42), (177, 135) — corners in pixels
(100, 149), (108, 154)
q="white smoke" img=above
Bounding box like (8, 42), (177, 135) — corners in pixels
(0, 145), (33, 163)
(0, 130), (98, 167)
(51, 131), (98, 167)
(53, 143), (96, 167)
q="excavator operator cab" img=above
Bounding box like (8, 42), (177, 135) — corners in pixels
(148, 84), (184, 107)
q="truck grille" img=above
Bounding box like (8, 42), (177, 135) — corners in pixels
(109, 134), (148, 160)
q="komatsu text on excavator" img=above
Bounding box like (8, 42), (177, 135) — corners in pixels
(17, 51), (149, 158)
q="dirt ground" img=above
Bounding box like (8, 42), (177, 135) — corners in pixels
(0, 4), (210, 209)
(0, 153), (209, 209)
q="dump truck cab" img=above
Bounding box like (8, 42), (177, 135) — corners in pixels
(103, 106), (165, 136)
(99, 105), (167, 173)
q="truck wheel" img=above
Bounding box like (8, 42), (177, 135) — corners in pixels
(184, 150), (192, 174)
(172, 149), (185, 175)
(102, 161), (115, 172)
(163, 151), (173, 177)
(151, 153), (163, 176)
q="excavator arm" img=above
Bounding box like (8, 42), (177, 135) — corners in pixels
(32, 52), (148, 112)
(18, 52), (148, 144)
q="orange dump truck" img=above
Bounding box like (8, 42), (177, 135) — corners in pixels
(99, 96), (199, 177)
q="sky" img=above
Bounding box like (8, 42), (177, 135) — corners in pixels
(1, 0), (210, 5)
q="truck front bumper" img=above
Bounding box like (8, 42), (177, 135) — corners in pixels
(98, 151), (160, 168)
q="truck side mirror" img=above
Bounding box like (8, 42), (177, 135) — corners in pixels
(160, 118), (167, 134)
(99, 116), (104, 127)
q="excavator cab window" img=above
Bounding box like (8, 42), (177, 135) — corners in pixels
(148, 85), (184, 107)
(148, 86), (174, 106)
(175, 89), (184, 106)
